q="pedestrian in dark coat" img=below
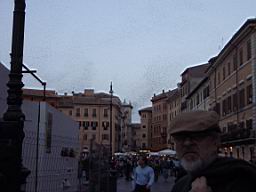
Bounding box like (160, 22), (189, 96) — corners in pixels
(169, 111), (256, 192)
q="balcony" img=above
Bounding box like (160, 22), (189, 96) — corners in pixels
(221, 129), (256, 146)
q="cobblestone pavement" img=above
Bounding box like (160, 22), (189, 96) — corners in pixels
(117, 175), (175, 192)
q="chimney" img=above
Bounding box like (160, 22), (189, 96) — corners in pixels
(84, 89), (94, 96)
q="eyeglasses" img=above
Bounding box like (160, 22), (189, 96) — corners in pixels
(172, 131), (212, 143)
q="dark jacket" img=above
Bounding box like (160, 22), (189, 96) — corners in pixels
(171, 157), (256, 192)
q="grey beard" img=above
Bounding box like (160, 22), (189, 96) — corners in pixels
(181, 154), (217, 173)
(181, 158), (203, 173)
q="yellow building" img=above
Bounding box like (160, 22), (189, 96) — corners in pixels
(180, 63), (209, 112)
(151, 90), (169, 151)
(207, 19), (256, 161)
(167, 88), (180, 150)
(138, 107), (152, 150)
(57, 89), (122, 154)
(121, 101), (133, 152)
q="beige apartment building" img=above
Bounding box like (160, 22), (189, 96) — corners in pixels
(130, 123), (141, 152)
(121, 101), (133, 152)
(166, 88), (180, 150)
(138, 107), (152, 150)
(57, 89), (122, 154)
(207, 19), (256, 161)
(151, 90), (169, 151)
(179, 63), (209, 112)
(186, 76), (211, 111)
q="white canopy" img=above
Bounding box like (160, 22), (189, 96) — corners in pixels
(149, 152), (160, 156)
(158, 149), (176, 156)
(114, 152), (125, 156)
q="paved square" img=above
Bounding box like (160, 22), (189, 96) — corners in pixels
(117, 176), (175, 192)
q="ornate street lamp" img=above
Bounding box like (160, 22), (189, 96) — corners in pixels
(0, 0), (30, 191)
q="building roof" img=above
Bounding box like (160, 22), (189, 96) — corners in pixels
(129, 123), (141, 129)
(138, 106), (152, 115)
(181, 63), (209, 77)
(151, 90), (172, 102)
(207, 18), (256, 72)
(23, 88), (58, 98)
(58, 91), (122, 108)
(166, 88), (180, 102)
(186, 76), (209, 99)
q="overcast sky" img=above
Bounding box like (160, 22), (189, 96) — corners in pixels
(0, 0), (255, 122)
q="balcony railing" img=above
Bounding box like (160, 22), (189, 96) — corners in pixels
(221, 129), (253, 143)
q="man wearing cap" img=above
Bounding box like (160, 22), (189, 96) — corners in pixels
(170, 110), (256, 192)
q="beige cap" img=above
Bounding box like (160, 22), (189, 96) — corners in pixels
(169, 110), (220, 135)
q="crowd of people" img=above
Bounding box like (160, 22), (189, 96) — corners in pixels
(111, 155), (185, 191)
(83, 111), (256, 192)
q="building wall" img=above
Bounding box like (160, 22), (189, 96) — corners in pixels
(22, 101), (79, 192)
(58, 93), (122, 154)
(139, 110), (152, 149)
(187, 79), (210, 111)
(121, 104), (133, 152)
(208, 26), (256, 161)
(0, 63), (79, 192)
(167, 90), (181, 150)
(130, 124), (141, 151)
(252, 32), (256, 140)
(151, 94), (168, 151)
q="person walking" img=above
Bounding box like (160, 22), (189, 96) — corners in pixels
(133, 156), (154, 192)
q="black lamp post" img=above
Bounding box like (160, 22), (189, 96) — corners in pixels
(109, 82), (114, 155)
(0, 0), (30, 191)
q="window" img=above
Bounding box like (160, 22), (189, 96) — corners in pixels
(190, 100), (193, 110)
(76, 108), (80, 117)
(247, 84), (252, 104)
(239, 121), (244, 129)
(215, 102), (220, 115)
(239, 89), (245, 108)
(102, 134), (109, 140)
(222, 99), (226, 116)
(227, 62), (231, 75)
(247, 40), (252, 60)
(69, 110), (72, 116)
(142, 143), (146, 149)
(83, 134), (87, 140)
(227, 96), (232, 113)
(84, 108), (88, 117)
(233, 93), (238, 111)
(217, 72), (220, 84)
(203, 86), (209, 99)
(102, 121), (109, 130)
(223, 66), (226, 80)
(239, 48), (243, 66)
(246, 119), (252, 129)
(104, 109), (108, 117)
(142, 125), (146, 128)
(142, 134), (146, 138)
(233, 53), (237, 70)
(83, 121), (89, 130)
(91, 121), (98, 130)
(92, 108), (97, 117)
